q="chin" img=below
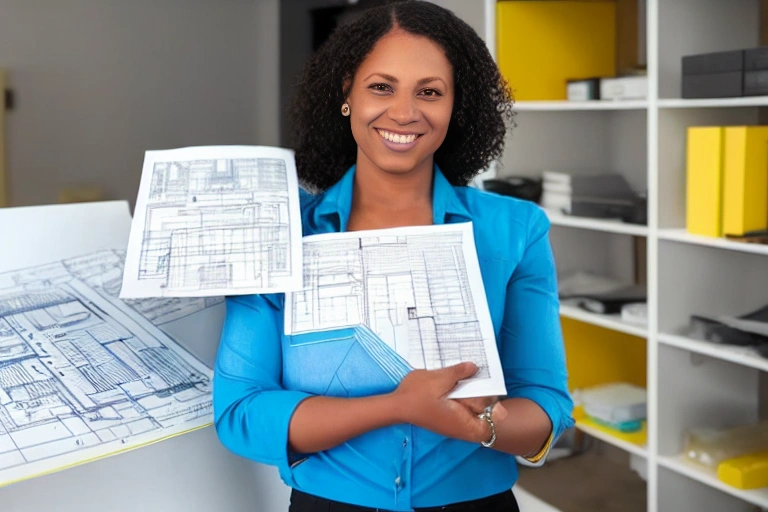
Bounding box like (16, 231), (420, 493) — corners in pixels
(371, 155), (429, 176)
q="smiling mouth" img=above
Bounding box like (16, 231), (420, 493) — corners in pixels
(376, 129), (422, 144)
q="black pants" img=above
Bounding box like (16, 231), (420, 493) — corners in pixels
(288, 489), (520, 512)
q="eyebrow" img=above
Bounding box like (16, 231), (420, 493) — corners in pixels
(364, 73), (447, 87)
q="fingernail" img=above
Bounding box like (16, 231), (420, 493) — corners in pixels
(493, 402), (508, 421)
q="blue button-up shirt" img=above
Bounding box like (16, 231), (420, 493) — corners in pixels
(213, 166), (574, 511)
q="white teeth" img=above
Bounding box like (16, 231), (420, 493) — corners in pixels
(378, 130), (418, 144)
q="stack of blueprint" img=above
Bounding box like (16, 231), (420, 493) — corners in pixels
(119, 145), (505, 400)
(0, 145), (507, 488)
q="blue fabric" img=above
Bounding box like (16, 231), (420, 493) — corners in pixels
(213, 165), (574, 511)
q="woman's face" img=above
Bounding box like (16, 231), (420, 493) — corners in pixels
(346, 29), (454, 177)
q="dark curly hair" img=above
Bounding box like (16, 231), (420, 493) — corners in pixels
(289, 0), (515, 191)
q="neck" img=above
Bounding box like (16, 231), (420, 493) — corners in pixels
(353, 154), (433, 211)
(348, 152), (434, 231)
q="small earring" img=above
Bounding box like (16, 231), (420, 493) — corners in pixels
(341, 103), (350, 116)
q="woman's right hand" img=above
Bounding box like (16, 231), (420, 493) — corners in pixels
(389, 362), (491, 444)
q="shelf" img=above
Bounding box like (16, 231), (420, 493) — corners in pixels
(575, 419), (647, 458)
(658, 454), (768, 509)
(658, 229), (768, 257)
(514, 100), (648, 111)
(560, 304), (647, 338)
(544, 209), (649, 236)
(658, 332), (768, 373)
(658, 96), (768, 109)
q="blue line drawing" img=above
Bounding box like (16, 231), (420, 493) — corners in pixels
(286, 225), (493, 385)
(122, 146), (303, 298)
(0, 250), (213, 486)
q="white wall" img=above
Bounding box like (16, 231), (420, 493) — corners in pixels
(428, 0), (485, 39)
(0, 0), (278, 208)
(254, 0), (281, 147)
(0, 2), (293, 511)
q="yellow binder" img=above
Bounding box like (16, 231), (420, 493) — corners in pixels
(723, 126), (768, 236)
(686, 127), (725, 237)
(496, 1), (616, 101)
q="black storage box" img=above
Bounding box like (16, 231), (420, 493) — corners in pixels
(744, 47), (768, 96)
(682, 49), (744, 98)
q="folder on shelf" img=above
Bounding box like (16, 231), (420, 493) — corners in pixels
(686, 127), (725, 237)
(496, 1), (616, 101)
(723, 126), (768, 237)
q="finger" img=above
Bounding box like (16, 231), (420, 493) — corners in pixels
(454, 398), (480, 414)
(491, 401), (509, 423)
(444, 361), (478, 381)
(456, 397), (491, 414)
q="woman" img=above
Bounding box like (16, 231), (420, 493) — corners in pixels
(213, 2), (574, 511)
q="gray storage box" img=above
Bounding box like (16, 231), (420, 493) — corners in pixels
(682, 49), (744, 98)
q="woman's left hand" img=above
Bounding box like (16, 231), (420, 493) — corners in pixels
(456, 397), (509, 423)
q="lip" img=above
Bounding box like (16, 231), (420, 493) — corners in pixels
(375, 128), (423, 152)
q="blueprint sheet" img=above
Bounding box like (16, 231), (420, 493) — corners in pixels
(121, 146), (303, 298)
(285, 223), (505, 399)
(0, 202), (218, 488)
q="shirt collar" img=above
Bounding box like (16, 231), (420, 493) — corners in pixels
(313, 164), (473, 232)
(431, 165), (473, 224)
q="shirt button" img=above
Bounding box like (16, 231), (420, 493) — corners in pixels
(395, 476), (402, 487)
(402, 437), (408, 448)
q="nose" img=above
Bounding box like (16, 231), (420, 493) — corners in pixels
(387, 93), (420, 125)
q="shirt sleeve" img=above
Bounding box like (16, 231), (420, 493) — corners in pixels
(213, 294), (313, 485)
(500, 205), (575, 467)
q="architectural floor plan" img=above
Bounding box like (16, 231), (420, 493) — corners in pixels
(0, 250), (214, 486)
(285, 223), (504, 398)
(121, 146), (303, 298)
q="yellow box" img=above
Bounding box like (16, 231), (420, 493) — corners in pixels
(723, 126), (768, 236)
(496, 1), (616, 101)
(686, 127), (725, 237)
(718, 450), (768, 490)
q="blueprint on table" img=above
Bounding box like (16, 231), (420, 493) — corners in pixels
(121, 145), (303, 298)
(284, 223), (505, 399)
(0, 249), (216, 487)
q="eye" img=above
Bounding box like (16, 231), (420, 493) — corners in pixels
(419, 88), (443, 98)
(369, 83), (393, 94)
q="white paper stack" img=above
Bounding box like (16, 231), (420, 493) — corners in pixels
(540, 171), (573, 213)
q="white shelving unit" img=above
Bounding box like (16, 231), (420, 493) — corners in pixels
(575, 420), (648, 459)
(658, 455), (768, 509)
(658, 332), (768, 373)
(658, 228), (768, 256)
(515, 100), (648, 111)
(479, 1), (768, 511)
(545, 208), (649, 236)
(658, 97), (768, 108)
(560, 304), (648, 338)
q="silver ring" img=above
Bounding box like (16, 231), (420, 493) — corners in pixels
(478, 406), (496, 448)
